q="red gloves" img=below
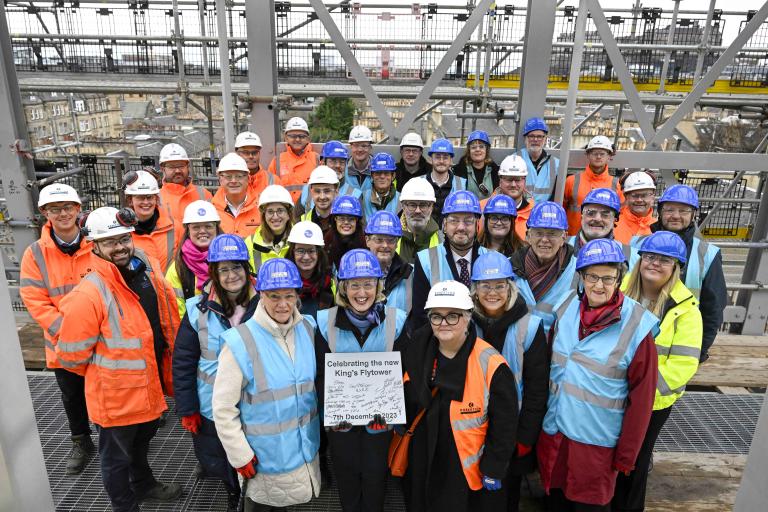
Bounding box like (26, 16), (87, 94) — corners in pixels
(516, 442), (532, 457)
(181, 413), (201, 435)
(613, 462), (633, 476)
(237, 456), (258, 479)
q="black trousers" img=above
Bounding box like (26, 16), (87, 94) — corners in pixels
(96, 419), (160, 512)
(246, 501), (289, 512)
(54, 368), (90, 437)
(546, 489), (610, 512)
(506, 474), (522, 512)
(327, 428), (391, 512)
(192, 416), (238, 492)
(612, 406), (673, 512)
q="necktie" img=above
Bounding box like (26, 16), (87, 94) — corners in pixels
(458, 258), (470, 288)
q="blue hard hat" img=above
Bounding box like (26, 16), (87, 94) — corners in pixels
(428, 138), (455, 157)
(527, 201), (568, 230)
(256, 258), (302, 291)
(582, 187), (621, 214)
(365, 211), (403, 237)
(576, 238), (626, 271)
(639, 231), (687, 265)
(443, 190), (481, 216)
(331, 195), (363, 217)
(523, 117), (549, 135)
(370, 152), (396, 172)
(471, 251), (516, 282)
(207, 234), (249, 263)
(321, 140), (349, 160)
(483, 194), (517, 217)
(338, 249), (383, 280)
(467, 130), (491, 146)
(659, 184), (699, 209)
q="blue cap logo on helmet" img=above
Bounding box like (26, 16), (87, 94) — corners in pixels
(576, 238), (626, 270)
(197, 208), (206, 216)
(304, 229), (313, 238)
(256, 258), (302, 291)
(208, 234), (249, 262)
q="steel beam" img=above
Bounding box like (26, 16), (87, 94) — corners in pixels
(553, 103), (605, 148)
(215, 0), (234, 152)
(658, 0), (681, 94)
(694, 0), (718, 82)
(736, 380), (768, 509)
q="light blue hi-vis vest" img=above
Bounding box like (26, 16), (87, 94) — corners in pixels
(298, 179), (364, 213)
(362, 188), (401, 219)
(629, 233), (719, 300)
(475, 312), (541, 410)
(567, 236), (635, 264)
(186, 295), (232, 421)
(543, 295), (659, 448)
(343, 165), (373, 196)
(519, 148), (558, 204)
(384, 271), (413, 313)
(516, 256), (579, 333)
(317, 306), (406, 353)
(221, 316), (320, 475)
(415, 244), (489, 287)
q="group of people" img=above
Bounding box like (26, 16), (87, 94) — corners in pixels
(19, 115), (726, 512)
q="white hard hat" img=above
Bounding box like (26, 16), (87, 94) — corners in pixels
(125, 170), (160, 195)
(400, 132), (424, 148)
(258, 184), (293, 207)
(216, 152), (249, 173)
(622, 171), (656, 193)
(349, 125), (373, 143)
(424, 280), (473, 310)
(159, 143), (189, 164)
(38, 183), (81, 207)
(284, 117), (309, 133)
(587, 135), (614, 153)
(85, 207), (135, 241)
(308, 165), (340, 186)
(235, 131), (262, 149)
(287, 221), (324, 246)
(499, 155), (528, 177)
(400, 177), (436, 203)
(182, 200), (220, 225)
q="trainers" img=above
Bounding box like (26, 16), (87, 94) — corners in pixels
(138, 482), (182, 502)
(65, 434), (95, 475)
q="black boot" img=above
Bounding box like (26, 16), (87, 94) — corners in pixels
(226, 487), (240, 512)
(66, 434), (95, 475)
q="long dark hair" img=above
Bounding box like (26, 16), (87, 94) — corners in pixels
(208, 260), (253, 318)
(477, 216), (526, 257)
(325, 215), (366, 269)
(174, 223), (224, 299)
(285, 243), (331, 292)
(259, 205), (294, 244)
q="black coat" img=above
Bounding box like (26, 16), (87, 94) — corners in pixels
(395, 156), (432, 191)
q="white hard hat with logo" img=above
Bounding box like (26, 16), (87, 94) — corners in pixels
(235, 131), (262, 149)
(216, 152), (249, 173)
(85, 207), (135, 241)
(258, 185), (293, 207)
(183, 200), (221, 224)
(400, 177), (436, 203)
(284, 117), (309, 133)
(308, 165), (340, 185)
(498, 154), (529, 177)
(38, 183), (81, 207)
(586, 135), (614, 153)
(349, 125), (373, 143)
(159, 143), (189, 164)
(287, 221), (325, 246)
(399, 132), (424, 148)
(124, 170), (160, 195)
(424, 280), (473, 310)
(622, 171), (656, 193)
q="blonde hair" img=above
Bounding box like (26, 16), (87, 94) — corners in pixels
(623, 262), (681, 317)
(334, 279), (387, 309)
(470, 278), (519, 313)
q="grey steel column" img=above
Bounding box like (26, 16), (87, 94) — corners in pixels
(735, 375), (768, 509)
(694, 0), (717, 81)
(517, 0), (556, 149)
(245, 0), (279, 167)
(658, 0), (681, 94)
(735, 175), (768, 335)
(216, 0), (235, 152)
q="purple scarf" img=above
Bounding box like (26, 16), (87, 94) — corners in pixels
(181, 238), (209, 291)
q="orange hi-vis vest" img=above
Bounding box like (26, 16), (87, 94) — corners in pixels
(132, 204), (182, 273)
(268, 145), (319, 202)
(56, 250), (180, 428)
(614, 205), (655, 245)
(20, 223), (97, 369)
(211, 187), (262, 238)
(563, 166), (624, 235)
(159, 181), (213, 223)
(248, 168), (281, 204)
(515, 199), (533, 240)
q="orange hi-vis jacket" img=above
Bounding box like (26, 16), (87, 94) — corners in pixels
(248, 168), (281, 203)
(56, 250), (180, 428)
(159, 181), (213, 222)
(614, 205), (655, 245)
(268, 145), (319, 202)
(132, 204), (182, 273)
(211, 187), (262, 238)
(564, 166), (624, 235)
(20, 224), (97, 369)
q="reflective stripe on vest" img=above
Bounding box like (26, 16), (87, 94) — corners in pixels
(685, 237), (718, 300)
(323, 306), (399, 353)
(28, 242), (77, 297)
(195, 185), (207, 200)
(569, 173), (618, 212)
(453, 175), (466, 192)
(517, 257), (578, 332)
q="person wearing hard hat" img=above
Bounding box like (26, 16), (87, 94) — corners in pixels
(268, 117), (319, 202)
(365, 211), (413, 312)
(57, 207), (182, 511)
(213, 258), (321, 509)
(538, 239), (658, 511)
(244, 184), (294, 274)
(295, 165), (339, 234)
(235, 131), (282, 200)
(614, 171), (657, 244)
(469, 251), (548, 511)
(124, 170), (182, 273)
(478, 195), (525, 257)
(318, 140), (362, 198)
(425, 138), (467, 222)
(613, 231), (702, 512)
(20, 183), (97, 475)
(410, 190), (488, 331)
(629, 185), (726, 363)
(567, 188), (634, 262)
(455, 130), (499, 200)
(314, 250), (408, 512)
(518, 117), (559, 203)
(158, 143), (213, 222)
(345, 124), (375, 191)
(395, 132), (431, 191)
(362, 152), (400, 219)
(396, 177), (444, 265)
(510, 201), (578, 333)
(481, 154), (532, 240)
(401, 280), (517, 511)
(325, 195), (367, 271)
(286, 221), (334, 319)
(563, 135), (624, 235)
(213, 152), (262, 237)
(173, 234), (259, 511)
(165, 200), (223, 317)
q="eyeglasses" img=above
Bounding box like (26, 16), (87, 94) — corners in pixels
(476, 282), (508, 294)
(216, 265), (246, 276)
(431, 154), (452, 161)
(401, 147), (422, 155)
(219, 172), (249, 182)
(528, 229), (562, 240)
(336, 215), (357, 224)
(236, 149), (261, 158)
(500, 176), (524, 184)
(445, 217), (476, 227)
(583, 208), (614, 220)
(487, 214), (512, 225)
(45, 204), (77, 215)
(286, 133), (308, 141)
(346, 280), (377, 292)
(582, 272), (619, 286)
(98, 235), (132, 250)
(295, 247), (318, 257)
(662, 207), (694, 216)
(162, 163), (188, 170)
(626, 191), (655, 200)
(526, 135), (546, 141)
(264, 208), (288, 218)
(641, 253), (676, 267)
(369, 235), (398, 246)
(402, 201), (433, 212)
(429, 312), (462, 326)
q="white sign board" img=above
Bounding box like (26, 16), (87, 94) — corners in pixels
(323, 351), (406, 427)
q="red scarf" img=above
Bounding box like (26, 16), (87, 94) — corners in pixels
(579, 290), (624, 340)
(524, 246), (568, 301)
(181, 238), (209, 291)
(300, 274), (331, 299)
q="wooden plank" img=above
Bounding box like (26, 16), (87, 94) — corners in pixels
(712, 334), (768, 348)
(17, 323), (45, 370)
(716, 386), (751, 394)
(690, 356), (768, 387)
